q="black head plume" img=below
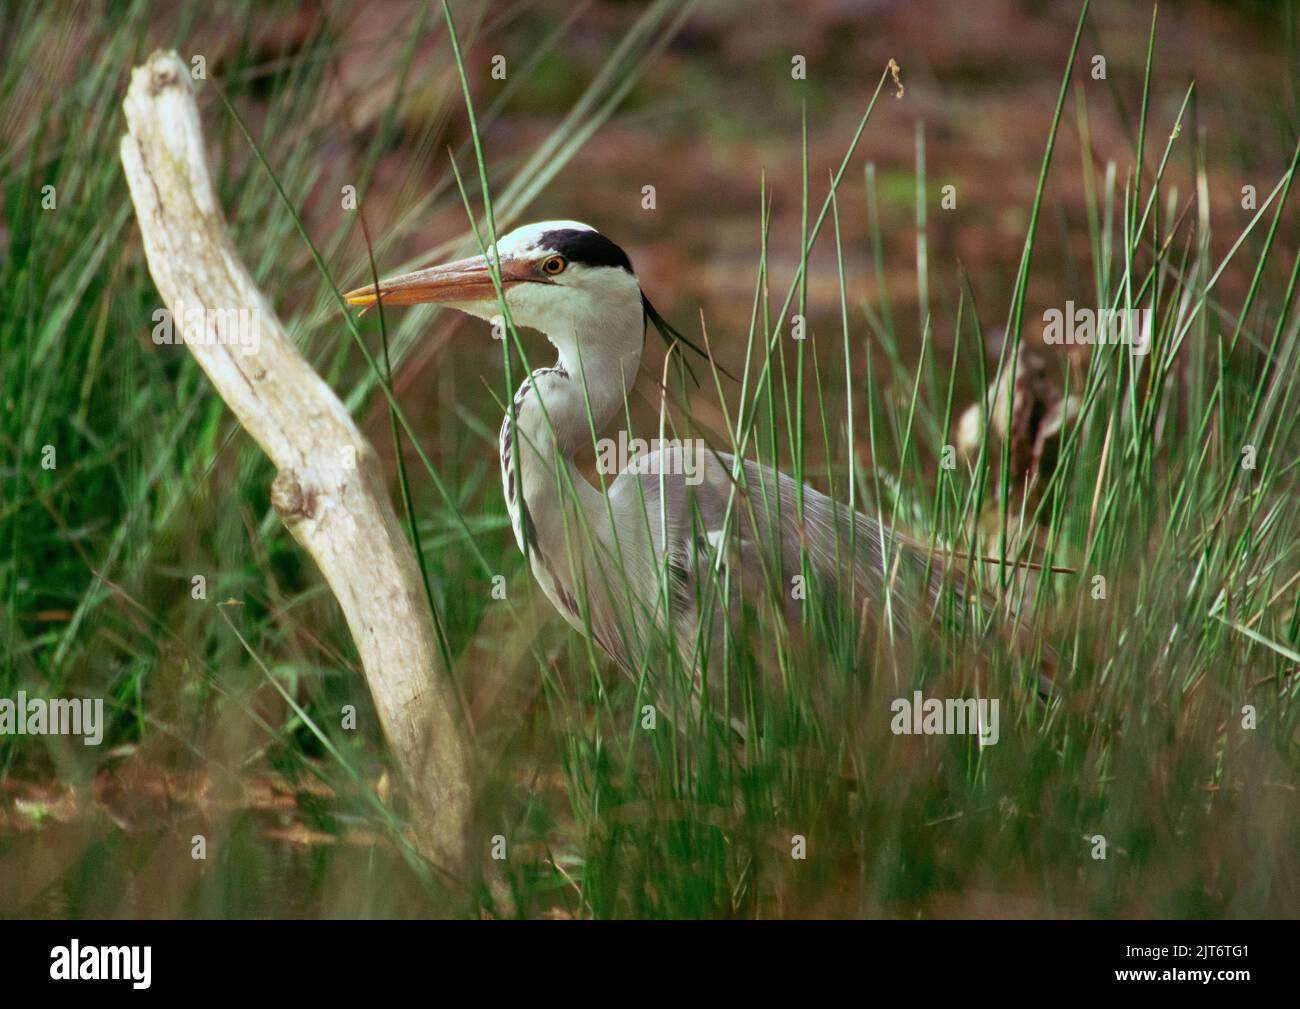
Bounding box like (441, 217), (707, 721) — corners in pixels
(641, 292), (736, 386)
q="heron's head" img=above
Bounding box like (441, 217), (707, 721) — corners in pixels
(345, 220), (647, 365)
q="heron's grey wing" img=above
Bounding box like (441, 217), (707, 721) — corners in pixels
(606, 446), (1055, 703)
(606, 447), (934, 650)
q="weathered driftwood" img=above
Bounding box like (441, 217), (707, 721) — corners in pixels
(119, 50), (473, 879)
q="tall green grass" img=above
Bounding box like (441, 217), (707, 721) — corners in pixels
(1, 0), (1297, 919)
(428, 1), (1300, 918)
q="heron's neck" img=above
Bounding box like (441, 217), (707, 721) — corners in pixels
(533, 356), (634, 451)
(500, 336), (641, 558)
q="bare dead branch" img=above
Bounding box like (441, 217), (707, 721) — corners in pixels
(119, 50), (473, 880)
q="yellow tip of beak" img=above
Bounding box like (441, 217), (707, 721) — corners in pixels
(343, 288), (378, 307)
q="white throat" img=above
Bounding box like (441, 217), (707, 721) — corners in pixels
(497, 271), (644, 558)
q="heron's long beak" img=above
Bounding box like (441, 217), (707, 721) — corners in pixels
(343, 254), (534, 309)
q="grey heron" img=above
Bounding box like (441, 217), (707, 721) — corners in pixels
(345, 221), (1047, 708)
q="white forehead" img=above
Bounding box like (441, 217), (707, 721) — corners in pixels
(495, 220), (596, 256)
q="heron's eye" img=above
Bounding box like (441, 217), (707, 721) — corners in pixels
(540, 255), (567, 276)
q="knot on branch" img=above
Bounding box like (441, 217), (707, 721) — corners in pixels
(270, 470), (319, 522)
